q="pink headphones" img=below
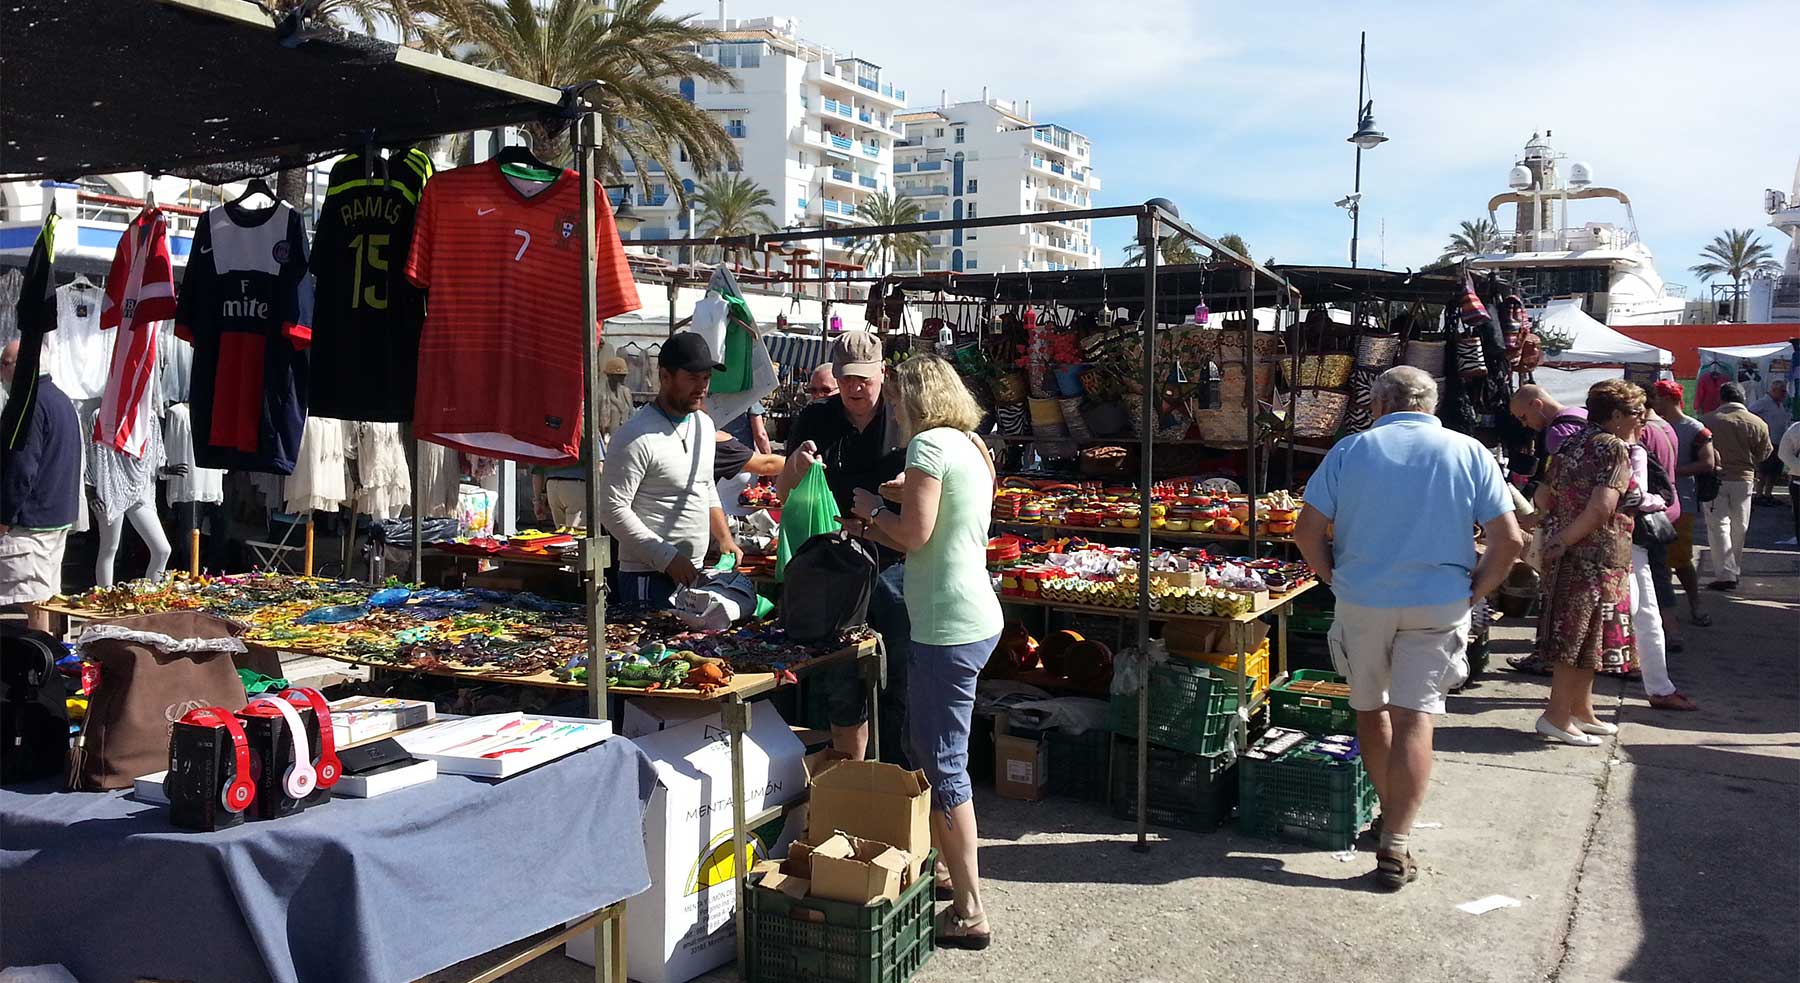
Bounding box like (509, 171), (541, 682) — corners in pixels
(278, 687), (341, 789)
(245, 696), (316, 800)
(178, 707), (257, 813)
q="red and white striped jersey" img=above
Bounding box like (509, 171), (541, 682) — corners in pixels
(95, 208), (177, 458)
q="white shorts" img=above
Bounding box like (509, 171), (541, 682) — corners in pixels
(545, 478), (586, 530)
(1328, 598), (1472, 714)
(0, 527), (69, 606)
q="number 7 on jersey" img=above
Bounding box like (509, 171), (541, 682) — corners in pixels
(512, 229), (531, 261)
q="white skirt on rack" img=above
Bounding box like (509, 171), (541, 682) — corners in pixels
(162, 403), (225, 505)
(354, 422), (413, 520)
(285, 417), (351, 514)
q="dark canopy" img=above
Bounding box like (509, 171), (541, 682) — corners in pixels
(0, 0), (567, 183)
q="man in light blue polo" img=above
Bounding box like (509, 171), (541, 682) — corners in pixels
(1293, 365), (1523, 892)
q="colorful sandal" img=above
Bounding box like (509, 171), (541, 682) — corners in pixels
(937, 910), (992, 951)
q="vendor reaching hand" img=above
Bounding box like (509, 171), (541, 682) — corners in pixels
(600, 333), (741, 607)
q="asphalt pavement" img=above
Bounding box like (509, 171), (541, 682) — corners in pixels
(450, 493), (1798, 983)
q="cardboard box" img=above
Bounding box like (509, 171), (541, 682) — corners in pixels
(806, 761), (932, 880)
(749, 858), (811, 901)
(994, 715), (1048, 801)
(567, 706), (804, 982)
(808, 832), (910, 906)
(620, 698), (722, 739)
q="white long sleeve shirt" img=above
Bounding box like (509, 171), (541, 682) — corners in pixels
(1779, 420), (1800, 479)
(599, 404), (719, 573)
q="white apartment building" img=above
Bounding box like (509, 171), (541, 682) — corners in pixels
(617, 16), (908, 270)
(893, 97), (1102, 274)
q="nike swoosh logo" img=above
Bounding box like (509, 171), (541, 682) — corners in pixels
(198, 246), (211, 254)
(477, 207), (497, 216)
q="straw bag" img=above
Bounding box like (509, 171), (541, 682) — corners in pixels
(1292, 390), (1348, 439)
(1355, 334), (1403, 370)
(1059, 397), (1092, 438)
(1078, 445), (1131, 476)
(1279, 354), (1354, 389)
(1403, 338), (1447, 376)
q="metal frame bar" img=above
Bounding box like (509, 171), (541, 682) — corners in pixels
(444, 901), (627, 983)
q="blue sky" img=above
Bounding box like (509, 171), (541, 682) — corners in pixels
(764, 0), (1797, 292)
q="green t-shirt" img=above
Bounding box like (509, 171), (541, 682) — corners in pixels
(902, 428), (1002, 646)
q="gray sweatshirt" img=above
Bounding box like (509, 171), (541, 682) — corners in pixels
(600, 404), (719, 573)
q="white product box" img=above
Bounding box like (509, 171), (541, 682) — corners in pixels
(566, 707), (804, 983)
(619, 698), (721, 739)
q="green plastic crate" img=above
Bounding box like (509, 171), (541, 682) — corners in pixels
(1236, 740), (1374, 851)
(1047, 728), (1111, 802)
(1107, 658), (1239, 756)
(746, 849), (938, 983)
(1110, 738), (1237, 831)
(1268, 670), (1357, 735)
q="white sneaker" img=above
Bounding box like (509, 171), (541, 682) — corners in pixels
(1536, 715), (1603, 747)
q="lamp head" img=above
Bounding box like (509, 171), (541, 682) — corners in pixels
(1348, 102), (1388, 150)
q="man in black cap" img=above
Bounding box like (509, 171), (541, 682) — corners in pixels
(600, 332), (741, 607)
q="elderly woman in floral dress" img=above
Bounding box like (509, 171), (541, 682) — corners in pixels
(1527, 379), (1642, 747)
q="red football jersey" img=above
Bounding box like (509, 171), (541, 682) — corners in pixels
(405, 161), (640, 463)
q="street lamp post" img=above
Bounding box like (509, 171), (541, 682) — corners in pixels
(1346, 30), (1388, 267)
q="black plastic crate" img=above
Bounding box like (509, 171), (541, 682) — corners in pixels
(1046, 727), (1111, 802)
(746, 849), (938, 983)
(1109, 738), (1237, 832)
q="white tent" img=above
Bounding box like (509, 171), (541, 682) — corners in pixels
(1697, 341), (1795, 405)
(1540, 299), (1671, 366)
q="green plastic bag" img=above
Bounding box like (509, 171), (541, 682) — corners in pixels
(775, 461), (840, 582)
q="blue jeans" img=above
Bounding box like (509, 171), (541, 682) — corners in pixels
(907, 631), (999, 812)
(824, 562), (910, 728)
(617, 571), (679, 610)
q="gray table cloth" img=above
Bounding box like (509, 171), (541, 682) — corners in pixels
(1, 737), (656, 983)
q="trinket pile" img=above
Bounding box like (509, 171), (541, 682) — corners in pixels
(61, 575), (870, 692)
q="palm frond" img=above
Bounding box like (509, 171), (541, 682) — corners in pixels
(847, 192), (931, 275)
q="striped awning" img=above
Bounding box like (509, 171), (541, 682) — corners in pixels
(762, 332), (828, 380)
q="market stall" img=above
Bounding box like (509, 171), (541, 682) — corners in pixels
(2, 1), (642, 978)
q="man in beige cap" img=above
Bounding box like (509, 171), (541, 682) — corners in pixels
(780, 331), (908, 759)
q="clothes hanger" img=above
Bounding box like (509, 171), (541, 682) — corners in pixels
(229, 176), (277, 208)
(496, 143), (561, 183)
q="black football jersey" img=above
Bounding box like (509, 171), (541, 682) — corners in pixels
(308, 147), (433, 421)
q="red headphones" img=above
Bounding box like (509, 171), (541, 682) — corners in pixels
(179, 707), (256, 813)
(279, 687), (341, 788)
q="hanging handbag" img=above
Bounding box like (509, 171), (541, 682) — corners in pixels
(1631, 451), (1679, 547)
(1632, 510), (1677, 547)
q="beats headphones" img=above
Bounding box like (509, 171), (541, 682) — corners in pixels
(179, 707), (256, 813)
(248, 696), (316, 800)
(278, 687), (341, 789)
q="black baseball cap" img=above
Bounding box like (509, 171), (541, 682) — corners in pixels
(659, 331), (727, 373)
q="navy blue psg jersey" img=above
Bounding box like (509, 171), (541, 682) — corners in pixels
(308, 148), (433, 421)
(174, 200), (313, 475)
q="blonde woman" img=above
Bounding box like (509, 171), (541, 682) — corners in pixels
(846, 354), (1000, 950)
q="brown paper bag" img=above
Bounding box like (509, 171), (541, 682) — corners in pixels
(68, 611), (251, 790)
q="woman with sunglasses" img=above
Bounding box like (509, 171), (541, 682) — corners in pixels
(1528, 379), (1642, 746)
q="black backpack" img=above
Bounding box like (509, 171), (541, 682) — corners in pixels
(781, 532), (877, 644)
(1, 624), (71, 786)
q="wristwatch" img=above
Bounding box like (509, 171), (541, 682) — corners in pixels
(868, 504), (888, 521)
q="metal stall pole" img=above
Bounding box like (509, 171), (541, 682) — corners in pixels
(1133, 208), (1158, 853)
(1240, 267), (1258, 747)
(727, 695), (752, 970)
(573, 104), (611, 724)
(409, 431), (424, 585)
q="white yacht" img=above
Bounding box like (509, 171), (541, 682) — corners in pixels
(1746, 156), (1799, 323)
(1472, 131), (1686, 325)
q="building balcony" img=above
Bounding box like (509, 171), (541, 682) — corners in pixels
(828, 133), (854, 152)
(1037, 185), (1087, 207)
(898, 184), (950, 199)
(919, 210), (943, 221)
(818, 96), (855, 121)
(859, 175), (879, 189)
(808, 60), (907, 107)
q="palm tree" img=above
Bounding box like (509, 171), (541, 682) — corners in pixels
(848, 191), (931, 275)
(430, 0), (738, 200)
(692, 174), (777, 266)
(1689, 228), (1782, 320)
(1121, 234), (1199, 266)
(1438, 218), (1504, 264)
